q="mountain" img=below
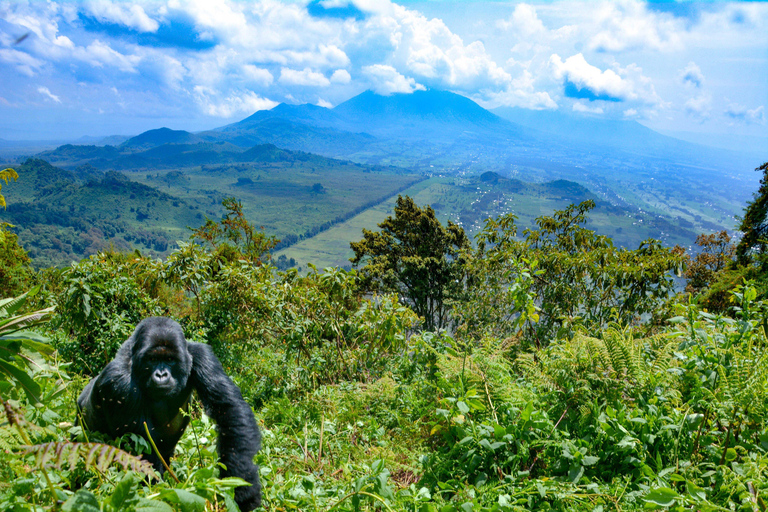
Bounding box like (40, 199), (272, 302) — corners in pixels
(330, 89), (525, 139)
(121, 127), (202, 149)
(216, 89), (532, 143)
(491, 106), (753, 170)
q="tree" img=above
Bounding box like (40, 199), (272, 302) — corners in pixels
(350, 195), (470, 331)
(459, 201), (685, 345)
(0, 167), (18, 209)
(190, 197), (278, 265)
(685, 230), (735, 295)
(736, 161), (768, 264)
(0, 169), (33, 297)
(0, 224), (34, 298)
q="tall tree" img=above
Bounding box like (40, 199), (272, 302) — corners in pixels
(736, 161), (768, 264)
(350, 195), (469, 331)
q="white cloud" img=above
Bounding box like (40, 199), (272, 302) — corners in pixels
(477, 69), (557, 110)
(330, 69), (352, 84)
(361, 2), (512, 91)
(680, 62), (704, 88)
(573, 101), (603, 114)
(78, 39), (141, 72)
(279, 67), (331, 87)
(0, 49), (45, 77)
(725, 103), (766, 125)
(37, 86), (61, 103)
(549, 53), (661, 106)
(317, 98), (333, 108)
(685, 94), (711, 121)
(85, 0), (159, 33)
(362, 64), (425, 95)
(242, 65), (274, 87)
(588, 1), (683, 52)
(496, 3), (546, 38)
(193, 86), (278, 117)
(623, 108), (638, 117)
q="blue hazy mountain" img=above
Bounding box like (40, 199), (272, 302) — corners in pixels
(205, 88), (544, 163)
(121, 127), (202, 149)
(491, 105), (754, 170)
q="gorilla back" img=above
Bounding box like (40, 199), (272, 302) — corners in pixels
(77, 317), (262, 511)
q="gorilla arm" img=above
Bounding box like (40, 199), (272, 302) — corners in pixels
(188, 342), (262, 512)
(77, 343), (141, 436)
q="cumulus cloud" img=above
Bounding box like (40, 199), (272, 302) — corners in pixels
(573, 101), (603, 114)
(193, 86), (278, 117)
(496, 3), (546, 38)
(685, 94), (711, 121)
(680, 62), (704, 88)
(363, 64), (425, 95)
(242, 65), (274, 87)
(330, 69), (351, 84)
(279, 67), (331, 87)
(478, 70), (557, 110)
(37, 86), (61, 103)
(623, 108), (638, 117)
(725, 103), (766, 124)
(360, 3), (512, 91)
(550, 53), (661, 106)
(84, 0), (159, 33)
(78, 40), (141, 73)
(0, 48), (45, 77)
(588, 1), (683, 52)
(317, 98), (333, 108)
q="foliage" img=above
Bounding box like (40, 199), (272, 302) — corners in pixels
(685, 231), (736, 294)
(191, 196), (278, 264)
(684, 230), (738, 311)
(0, 222), (35, 298)
(461, 201), (685, 345)
(351, 195), (470, 331)
(736, 161), (768, 264)
(4, 192), (768, 511)
(51, 250), (165, 374)
(0, 167), (18, 209)
(0, 287), (55, 402)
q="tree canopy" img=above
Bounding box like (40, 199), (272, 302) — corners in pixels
(350, 195), (470, 331)
(736, 161), (768, 264)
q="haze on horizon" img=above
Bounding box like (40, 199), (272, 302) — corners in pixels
(1, 0), (766, 154)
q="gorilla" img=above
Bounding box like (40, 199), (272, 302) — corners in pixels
(77, 317), (261, 511)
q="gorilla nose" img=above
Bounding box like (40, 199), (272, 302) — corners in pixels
(154, 369), (170, 382)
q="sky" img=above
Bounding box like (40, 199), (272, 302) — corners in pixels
(0, 0), (766, 152)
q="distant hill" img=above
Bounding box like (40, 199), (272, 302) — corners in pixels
(491, 106), (748, 168)
(0, 158), (202, 268)
(121, 127), (202, 149)
(29, 140), (350, 171)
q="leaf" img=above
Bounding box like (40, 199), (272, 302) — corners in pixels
(165, 489), (207, 512)
(643, 487), (680, 507)
(456, 401), (470, 414)
(62, 490), (100, 512)
(685, 481), (707, 501)
(0, 359), (41, 402)
(136, 499), (174, 512)
(108, 472), (138, 510)
(582, 456), (600, 466)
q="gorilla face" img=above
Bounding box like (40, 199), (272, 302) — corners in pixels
(131, 319), (192, 400)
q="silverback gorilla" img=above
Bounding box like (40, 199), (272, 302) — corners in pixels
(77, 317), (261, 511)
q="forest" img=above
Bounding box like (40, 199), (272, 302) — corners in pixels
(1, 161), (768, 512)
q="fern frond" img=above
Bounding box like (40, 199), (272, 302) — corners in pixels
(20, 442), (158, 478)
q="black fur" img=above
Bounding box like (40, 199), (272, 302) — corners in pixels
(77, 317), (261, 511)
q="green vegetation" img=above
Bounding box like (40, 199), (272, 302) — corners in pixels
(351, 195), (470, 331)
(0, 155), (421, 268)
(1, 155), (767, 510)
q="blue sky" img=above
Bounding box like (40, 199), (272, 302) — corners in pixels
(0, 0), (766, 152)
